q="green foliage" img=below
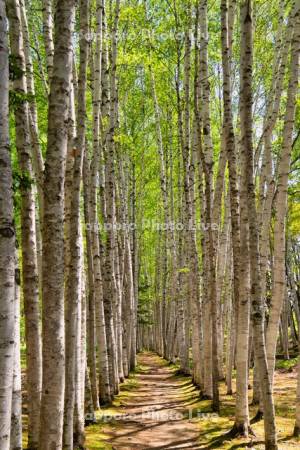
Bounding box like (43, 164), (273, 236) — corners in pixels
(138, 276), (153, 325)
(288, 201), (300, 237)
(275, 357), (299, 371)
(13, 170), (35, 191)
(178, 267), (190, 274)
(9, 54), (24, 80)
(9, 90), (35, 109)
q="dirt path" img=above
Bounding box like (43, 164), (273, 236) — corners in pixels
(86, 354), (300, 449)
(101, 353), (201, 450)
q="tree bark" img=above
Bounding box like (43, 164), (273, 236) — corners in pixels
(39, 0), (75, 448)
(198, 0), (220, 412)
(7, 0), (42, 447)
(267, 2), (300, 386)
(0, 3), (15, 447)
(103, 0), (121, 395)
(63, 0), (89, 447)
(10, 250), (22, 450)
(42, 0), (54, 83)
(240, 1), (277, 448)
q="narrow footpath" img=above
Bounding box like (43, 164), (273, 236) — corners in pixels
(90, 352), (203, 449)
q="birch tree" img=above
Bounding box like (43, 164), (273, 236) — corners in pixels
(7, 0), (42, 447)
(240, 1), (277, 448)
(42, 0), (54, 82)
(0, 5), (15, 448)
(266, 1), (300, 386)
(39, 0), (75, 448)
(198, 0), (220, 411)
(103, 0), (121, 395)
(10, 249), (22, 450)
(63, 0), (89, 447)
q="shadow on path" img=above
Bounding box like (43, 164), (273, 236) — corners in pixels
(102, 352), (202, 449)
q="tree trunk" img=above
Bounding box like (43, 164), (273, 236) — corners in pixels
(266, 3), (300, 386)
(7, 0), (42, 447)
(73, 237), (86, 448)
(10, 250), (22, 450)
(103, 0), (121, 395)
(83, 156), (100, 410)
(240, 1), (277, 448)
(39, 0), (75, 448)
(20, 0), (44, 219)
(42, 0), (54, 82)
(198, 0), (220, 412)
(0, 3), (15, 447)
(63, 0), (89, 447)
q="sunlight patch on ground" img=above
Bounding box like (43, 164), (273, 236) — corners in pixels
(85, 355), (300, 450)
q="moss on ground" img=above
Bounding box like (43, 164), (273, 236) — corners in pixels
(85, 355), (300, 449)
(21, 353), (300, 449)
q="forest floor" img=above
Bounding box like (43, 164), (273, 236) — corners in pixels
(85, 352), (300, 450)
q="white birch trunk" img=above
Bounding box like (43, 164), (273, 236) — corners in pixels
(0, 3), (15, 447)
(39, 0), (75, 448)
(240, 2), (277, 447)
(7, 0), (42, 447)
(63, 0), (89, 447)
(267, 3), (300, 387)
(42, 0), (54, 82)
(10, 251), (22, 450)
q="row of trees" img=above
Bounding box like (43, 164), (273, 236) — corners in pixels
(1, 0), (139, 449)
(0, 0), (299, 450)
(135, 0), (300, 449)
